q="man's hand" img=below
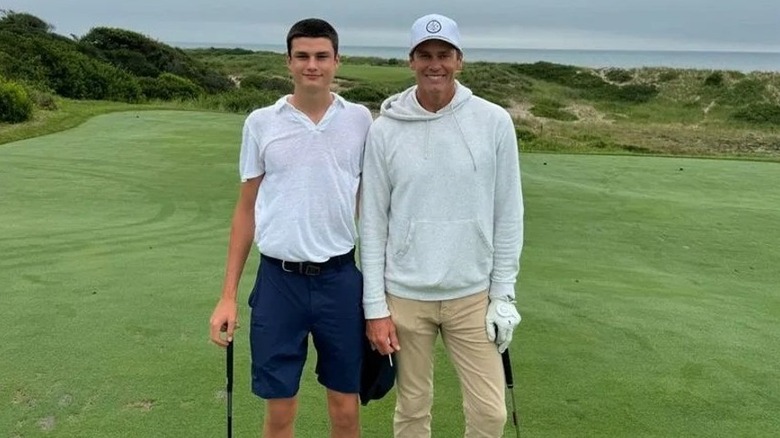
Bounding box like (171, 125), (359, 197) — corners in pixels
(209, 297), (238, 347)
(366, 317), (400, 356)
(486, 297), (521, 353)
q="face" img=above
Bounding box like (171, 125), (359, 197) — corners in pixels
(409, 39), (463, 97)
(287, 37), (339, 93)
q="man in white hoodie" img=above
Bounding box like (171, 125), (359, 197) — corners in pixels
(359, 13), (524, 438)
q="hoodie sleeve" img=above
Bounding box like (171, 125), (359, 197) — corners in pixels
(359, 122), (392, 319)
(489, 113), (524, 301)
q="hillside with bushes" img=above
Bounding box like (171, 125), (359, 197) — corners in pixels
(0, 10), (279, 124)
(1, 10), (779, 159)
(0, 11), (229, 104)
(190, 49), (780, 158)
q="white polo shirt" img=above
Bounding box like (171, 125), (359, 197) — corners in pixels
(239, 94), (373, 262)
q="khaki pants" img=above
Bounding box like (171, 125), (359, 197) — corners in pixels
(388, 291), (507, 438)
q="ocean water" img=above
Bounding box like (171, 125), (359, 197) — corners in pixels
(178, 41), (780, 73)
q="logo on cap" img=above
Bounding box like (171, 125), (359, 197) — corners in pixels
(425, 20), (442, 34)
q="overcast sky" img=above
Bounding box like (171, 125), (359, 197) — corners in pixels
(4, 0), (779, 52)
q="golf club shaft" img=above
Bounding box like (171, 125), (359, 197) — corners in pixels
(501, 349), (521, 438)
(227, 340), (234, 438)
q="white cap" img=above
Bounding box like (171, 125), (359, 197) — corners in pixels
(409, 14), (462, 54)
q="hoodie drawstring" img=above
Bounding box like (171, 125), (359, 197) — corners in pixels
(424, 120), (431, 159)
(450, 107), (477, 171)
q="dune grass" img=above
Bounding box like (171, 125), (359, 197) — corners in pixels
(1, 111), (779, 437)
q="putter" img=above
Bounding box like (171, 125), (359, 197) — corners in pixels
(226, 340), (234, 438)
(501, 349), (521, 438)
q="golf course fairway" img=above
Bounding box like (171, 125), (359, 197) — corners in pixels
(1, 111), (778, 437)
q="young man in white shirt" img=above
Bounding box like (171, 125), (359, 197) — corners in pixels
(209, 18), (373, 438)
(360, 14), (524, 438)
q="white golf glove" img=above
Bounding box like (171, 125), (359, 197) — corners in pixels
(486, 297), (521, 353)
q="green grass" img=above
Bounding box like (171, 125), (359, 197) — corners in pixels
(336, 64), (413, 88)
(0, 99), (181, 146)
(1, 111), (779, 437)
(519, 154), (780, 437)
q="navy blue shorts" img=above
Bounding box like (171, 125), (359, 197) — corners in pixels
(247, 250), (364, 399)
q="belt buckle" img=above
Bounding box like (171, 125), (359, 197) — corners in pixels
(281, 260), (295, 273)
(304, 265), (321, 276)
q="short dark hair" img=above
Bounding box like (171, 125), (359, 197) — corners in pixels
(286, 18), (339, 56)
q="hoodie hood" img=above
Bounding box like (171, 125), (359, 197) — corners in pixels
(378, 81), (478, 169)
(379, 81), (473, 121)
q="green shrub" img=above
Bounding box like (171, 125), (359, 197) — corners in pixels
(512, 62), (656, 103)
(584, 83), (658, 103)
(607, 84), (659, 103)
(512, 62), (587, 84)
(530, 99), (578, 121)
(0, 50), (13, 76)
(140, 73), (202, 100)
(621, 144), (653, 154)
(102, 48), (159, 77)
(731, 103), (780, 124)
(459, 63), (531, 107)
(80, 27), (233, 93)
(0, 79), (34, 123)
(28, 88), (58, 110)
(187, 47), (255, 56)
(240, 74), (293, 95)
(0, 10), (53, 33)
(728, 71), (746, 80)
(704, 71), (724, 87)
(340, 85), (388, 109)
(658, 70), (680, 82)
(198, 88), (277, 113)
(24, 38), (143, 102)
(515, 127), (537, 142)
(605, 68), (633, 83)
(0, 30), (60, 85)
(586, 139), (610, 149)
(521, 136), (570, 152)
(341, 56), (405, 67)
(722, 79), (766, 106)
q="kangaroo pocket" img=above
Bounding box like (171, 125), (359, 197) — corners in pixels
(389, 219), (494, 290)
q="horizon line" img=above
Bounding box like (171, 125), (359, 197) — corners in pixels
(170, 41), (780, 55)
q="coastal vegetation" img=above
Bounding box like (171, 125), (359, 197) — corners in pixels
(1, 10), (779, 159)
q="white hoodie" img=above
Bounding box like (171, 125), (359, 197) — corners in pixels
(360, 82), (524, 319)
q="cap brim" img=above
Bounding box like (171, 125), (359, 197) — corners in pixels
(410, 36), (462, 55)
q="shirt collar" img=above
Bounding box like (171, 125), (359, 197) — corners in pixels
(275, 92), (345, 114)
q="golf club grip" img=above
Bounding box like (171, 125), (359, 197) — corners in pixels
(225, 340), (234, 438)
(226, 341), (234, 390)
(501, 349), (514, 388)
